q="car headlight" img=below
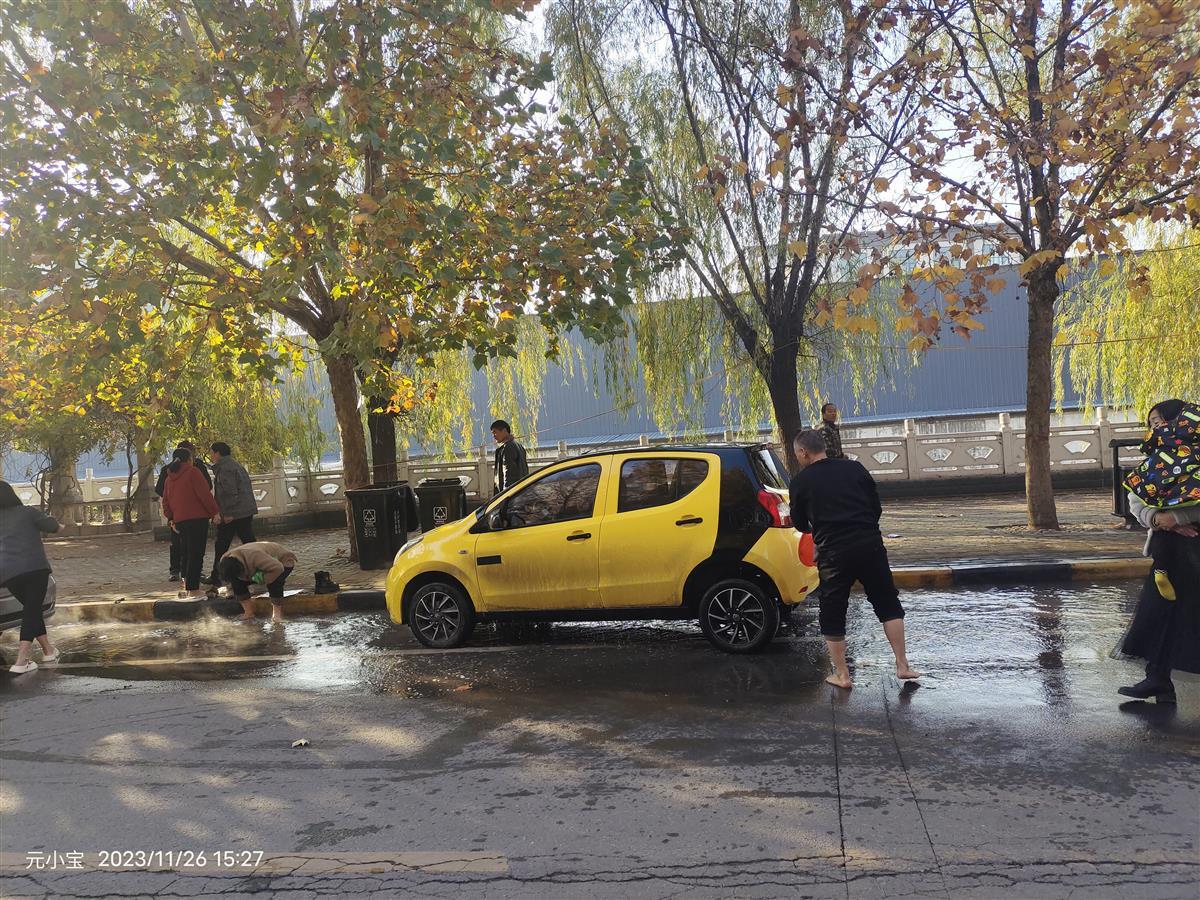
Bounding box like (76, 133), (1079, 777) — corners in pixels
(396, 535), (423, 559)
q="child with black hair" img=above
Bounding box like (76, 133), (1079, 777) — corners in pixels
(217, 541), (297, 622)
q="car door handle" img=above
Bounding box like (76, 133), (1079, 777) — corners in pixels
(675, 516), (704, 526)
(566, 532), (592, 542)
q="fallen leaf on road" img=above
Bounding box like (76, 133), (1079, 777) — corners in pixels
(453, 684), (474, 692)
(291, 739), (310, 748)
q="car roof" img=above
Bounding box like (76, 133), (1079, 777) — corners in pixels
(568, 443), (767, 461)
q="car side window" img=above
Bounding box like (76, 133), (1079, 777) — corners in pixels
(618, 458), (710, 513)
(505, 464), (601, 528)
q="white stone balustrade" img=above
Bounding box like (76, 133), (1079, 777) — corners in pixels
(9, 407), (1148, 535)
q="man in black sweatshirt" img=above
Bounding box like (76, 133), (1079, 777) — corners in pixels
(490, 420), (529, 494)
(789, 429), (920, 688)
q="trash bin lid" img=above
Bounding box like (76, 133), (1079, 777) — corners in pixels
(418, 477), (467, 487)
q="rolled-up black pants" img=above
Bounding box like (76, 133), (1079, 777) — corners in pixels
(3, 569), (50, 642)
(816, 536), (904, 639)
(211, 516), (257, 585)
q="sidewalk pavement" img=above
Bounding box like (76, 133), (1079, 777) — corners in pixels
(41, 489), (1146, 608)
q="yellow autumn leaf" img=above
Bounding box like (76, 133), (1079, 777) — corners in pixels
(787, 240), (807, 257)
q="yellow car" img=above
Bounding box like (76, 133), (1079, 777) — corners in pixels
(386, 444), (818, 653)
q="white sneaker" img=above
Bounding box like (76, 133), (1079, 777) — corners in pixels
(41, 648), (60, 663)
(9, 660), (38, 674)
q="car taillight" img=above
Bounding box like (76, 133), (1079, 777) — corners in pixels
(757, 489), (791, 527)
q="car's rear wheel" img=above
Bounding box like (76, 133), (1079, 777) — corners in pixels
(698, 578), (779, 653)
(408, 582), (475, 649)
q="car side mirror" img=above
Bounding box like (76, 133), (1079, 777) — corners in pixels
(487, 509), (507, 531)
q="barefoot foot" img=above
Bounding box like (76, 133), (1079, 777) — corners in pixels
(825, 673), (853, 689)
(896, 666), (922, 680)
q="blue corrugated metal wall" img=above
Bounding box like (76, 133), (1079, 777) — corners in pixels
(458, 263), (1082, 447)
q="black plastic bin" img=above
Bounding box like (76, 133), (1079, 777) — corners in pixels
(415, 477), (468, 533)
(345, 482), (418, 570)
(1109, 437), (1144, 526)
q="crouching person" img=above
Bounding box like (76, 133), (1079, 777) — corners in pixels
(217, 542), (297, 622)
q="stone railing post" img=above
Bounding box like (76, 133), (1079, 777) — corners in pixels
(398, 448), (410, 484)
(557, 440), (567, 459)
(998, 413), (1017, 475)
(477, 445), (492, 499)
(638, 434), (649, 447)
(902, 418), (918, 479)
(269, 455), (287, 513)
(1096, 405), (1114, 468)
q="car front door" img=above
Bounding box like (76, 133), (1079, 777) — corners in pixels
(473, 461), (607, 611)
(598, 453), (720, 608)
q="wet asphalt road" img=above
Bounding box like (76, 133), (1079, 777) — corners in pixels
(1, 581), (1197, 899)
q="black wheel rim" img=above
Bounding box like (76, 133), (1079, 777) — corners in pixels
(413, 591), (461, 644)
(706, 588), (766, 647)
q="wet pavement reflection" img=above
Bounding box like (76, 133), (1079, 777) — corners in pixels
(5, 580), (1193, 726)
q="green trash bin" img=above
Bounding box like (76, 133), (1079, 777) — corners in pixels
(415, 477), (468, 533)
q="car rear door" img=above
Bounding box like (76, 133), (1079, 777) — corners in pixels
(598, 453), (720, 608)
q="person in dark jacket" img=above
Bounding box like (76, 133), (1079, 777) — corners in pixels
(819, 403), (844, 459)
(789, 429), (919, 688)
(491, 419), (529, 494)
(154, 440), (211, 581)
(1114, 399), (1200, 704)
(161, 448), (219, 598)
(207, 442), (258, 587)
(0, 480), (61, 674)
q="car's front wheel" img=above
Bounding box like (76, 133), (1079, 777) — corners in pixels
(698, 578), (779, 653)
(408, 582), (475, 649)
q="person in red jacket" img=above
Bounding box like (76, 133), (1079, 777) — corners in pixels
(161, 448), (219, 598)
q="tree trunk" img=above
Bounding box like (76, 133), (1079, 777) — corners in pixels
(1024, 267), (1061, 530)
(764, 339), (805, 474)
(46, 447), (82, 522)
(367, 399), (399, 484)
(130, 429), (159, 530)
(325, 355), (370, 558)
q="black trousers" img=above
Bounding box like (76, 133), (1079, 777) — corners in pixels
(176, 519), (210, 591)
(230, 566), (293, 603)
(169, 528), (181, 576)
(4, 569), (50, 642)
(211, 516), (257, 584)
(816, 537), (905, 639)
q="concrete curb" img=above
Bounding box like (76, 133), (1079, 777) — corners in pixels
(55, 590), (387, 625)
(892, 556), (1150, 588)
